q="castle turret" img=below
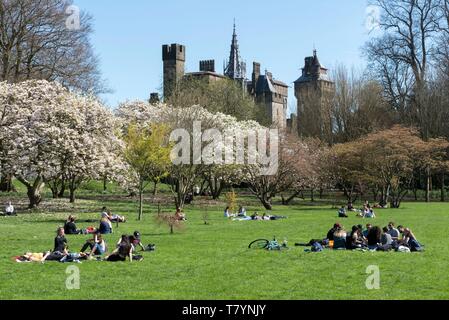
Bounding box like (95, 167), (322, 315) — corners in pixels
(294, 49), (335, 140)
(162, 43), (185, 100)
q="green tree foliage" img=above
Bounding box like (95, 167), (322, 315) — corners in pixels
(123, 123), (172, 220)
(166, 77), (259, 122)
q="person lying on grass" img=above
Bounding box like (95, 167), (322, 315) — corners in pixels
(15, 252), (51, 263)
(81, 231), (107, 259)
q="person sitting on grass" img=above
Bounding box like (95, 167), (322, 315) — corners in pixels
(362, 224), (373, 239)
(224, 207), (234, 218)
(130, 231), (145, 251)
(99, 217), (113, 234)
(378, 227), (393, 251)
(401, 228), (423, 252)
(107, 235), (133, 262)
(349, 226), (365, 249)
(175, 208), (187, 221)
(387, 222), (400, 241)
(326, 223), (341, 241)
(366, 226), (382, 250)
(54, 227), (68, 254)
(80, 231), (107, 259)
(238, 206), (247, 217)
(347, 202), (357, 212)
(101, 207), (112, 220)
(338, 206), (348, 218)
(365, 208), (376, 219)
(64, 215), (83, 235)
(5, 201), (16, 216)
(333, 227), (347, 250)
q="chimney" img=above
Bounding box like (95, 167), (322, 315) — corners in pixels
(199, 60), (215, 72)
(252, 62), (261, 88)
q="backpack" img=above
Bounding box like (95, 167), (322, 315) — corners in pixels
(146, 244), (156, 252)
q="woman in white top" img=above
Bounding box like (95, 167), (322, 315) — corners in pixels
(5, 202), (15, 216)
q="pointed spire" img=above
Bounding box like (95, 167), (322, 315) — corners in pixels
(224, 20), (245, 80)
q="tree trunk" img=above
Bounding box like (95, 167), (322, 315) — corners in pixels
(103, 176), (108, 192)
(441, 172), (445, 202)
(69, 187), (76, 203)
(138, 181), (144, 221)
(16, 176), (44, 209)
(57, 179), (66, 198)
(153, 181), (158, 196)
(0, 174), (14, 192)
(27, 188), (42, 209)
(281, 191), (299, 205)
(174, 180), (186, 210)
(310, 189), (315, 202)
(426, 167), (431, 203)
(259, 193), (273, 210)
(261, 199), (273, 210)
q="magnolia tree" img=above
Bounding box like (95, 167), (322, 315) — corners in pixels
(0, 80), (124, 208)
(278, 137), (334, 205)
(242, 132), (310, 210)
(116, 101), (269, 209)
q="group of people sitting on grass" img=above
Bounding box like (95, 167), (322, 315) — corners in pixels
(298, 221), (423, 252)
(63, 207), (127, 236)
(225, 206), (287, 221)
(16, 207), (153, 263)
(339, 201), (380, 219)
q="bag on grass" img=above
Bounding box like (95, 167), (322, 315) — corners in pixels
(146, 244), (156, 252)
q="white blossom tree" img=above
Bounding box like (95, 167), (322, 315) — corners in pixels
(0, 80), (124, 208)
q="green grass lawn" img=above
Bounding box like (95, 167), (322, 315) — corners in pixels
(0, 194), (448, 300)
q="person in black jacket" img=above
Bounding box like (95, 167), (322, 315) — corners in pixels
(64, 215), (82, 235)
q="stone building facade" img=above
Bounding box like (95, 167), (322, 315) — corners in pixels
(160, 24), (288, 128)
(293, 50), (335, 139)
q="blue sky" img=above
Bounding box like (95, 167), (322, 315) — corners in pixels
(75, 0), (372, 115)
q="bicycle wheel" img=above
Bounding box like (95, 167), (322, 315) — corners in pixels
(248, 239), (269, 249)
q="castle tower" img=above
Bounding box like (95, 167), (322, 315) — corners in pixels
(294, 50), (335, 141)
(162, 43), (186, 100)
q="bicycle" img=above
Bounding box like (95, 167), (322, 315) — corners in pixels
(248, 237), (288, 251)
